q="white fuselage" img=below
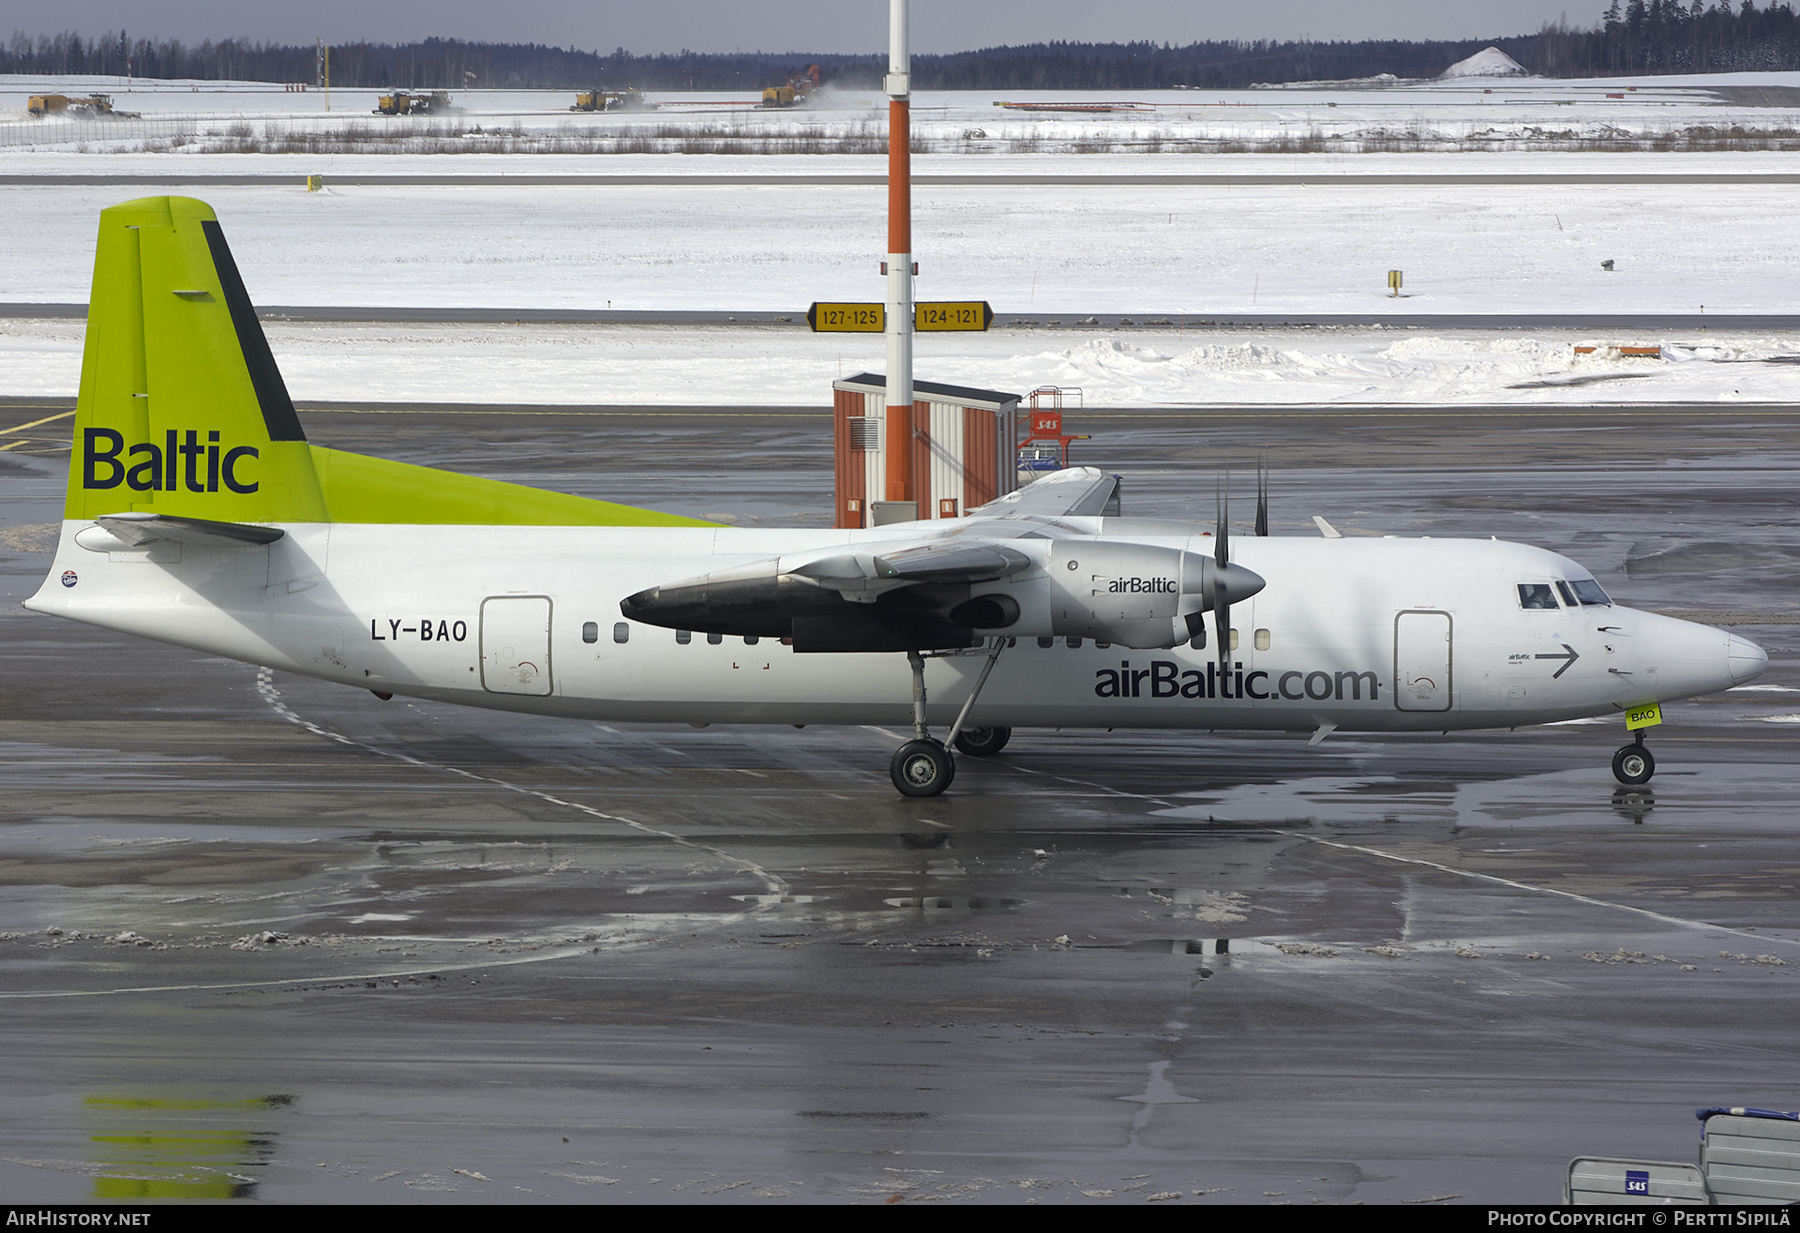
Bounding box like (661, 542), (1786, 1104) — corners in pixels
(27, 519), (1763, 733)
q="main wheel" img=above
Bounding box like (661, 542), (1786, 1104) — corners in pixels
(1612, 743), (1655, 785)
(952, 725), (1012, 757)
(891, 739), (955, 797)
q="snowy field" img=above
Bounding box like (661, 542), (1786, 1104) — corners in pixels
(5, 70), (1800, 155)
(6, 168), (1800, 316)
(5, 317), (1797, 409)
(3, 70), (1799, 408)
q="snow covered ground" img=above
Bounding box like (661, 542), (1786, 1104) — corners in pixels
(3, 72), (1798, 408)
(4, 317), (1797, 408)
(4, 72), (1800, 156)
(4, 167), (1799, 316)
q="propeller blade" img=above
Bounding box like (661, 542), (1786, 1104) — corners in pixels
(1215, 474), (1230, 569)
(1215, 475), (1230, 666)
(1214, 590), (1231, 670)
(1255, 450), (1269, 537)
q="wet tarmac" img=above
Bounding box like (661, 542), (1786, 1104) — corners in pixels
(3, 400), (1799, 1204)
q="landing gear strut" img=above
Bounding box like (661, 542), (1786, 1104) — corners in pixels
(1611, 730), (1655, 786)
(887, 640), (1007, 798)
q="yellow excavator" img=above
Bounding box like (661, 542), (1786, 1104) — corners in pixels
(374, 90), (453, 116)
(28, 93), (137, 118)
(571, 87), (651, 112)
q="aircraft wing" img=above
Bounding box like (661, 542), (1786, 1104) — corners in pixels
(967, 466), (1119, 521)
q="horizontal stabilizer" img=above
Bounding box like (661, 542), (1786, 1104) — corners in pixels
(96, 511), (284, 546)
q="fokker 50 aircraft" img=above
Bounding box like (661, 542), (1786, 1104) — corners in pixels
(27, 198), (1770, 796)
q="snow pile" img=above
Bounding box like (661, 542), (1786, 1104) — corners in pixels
(1440, 47), (1531, 79)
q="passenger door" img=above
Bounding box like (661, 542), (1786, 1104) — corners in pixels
(1394, 610), (1452, 712)
(480, 596), (553, 696)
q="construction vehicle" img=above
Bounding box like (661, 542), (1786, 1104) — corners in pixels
(761, 65), (821, 108)
(570, 87), (652, 112)
(27, 93), (137, 119)
(374, 90), (453, 116)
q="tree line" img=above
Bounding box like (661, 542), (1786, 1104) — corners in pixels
(4, 4), (1797, 90)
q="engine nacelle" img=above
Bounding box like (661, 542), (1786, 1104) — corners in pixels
(963, 538), (1263, 649)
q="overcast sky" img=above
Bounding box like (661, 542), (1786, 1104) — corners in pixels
(20, 2), (1605, 53)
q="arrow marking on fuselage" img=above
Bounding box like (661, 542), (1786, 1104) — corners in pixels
(1536, 642), (1580, 678)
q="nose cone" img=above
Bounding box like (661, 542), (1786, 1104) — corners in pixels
(1728, 632), (1769, 685)
(1217, 561), (1266, 603)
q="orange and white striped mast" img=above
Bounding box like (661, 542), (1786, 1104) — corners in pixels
(883, 0), (914, 511)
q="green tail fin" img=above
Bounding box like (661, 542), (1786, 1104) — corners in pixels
(67, 196), (327, 522)
(67, 196), (712, 529)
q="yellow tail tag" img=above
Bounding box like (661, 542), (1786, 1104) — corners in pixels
(1625, 702), (1663, 730)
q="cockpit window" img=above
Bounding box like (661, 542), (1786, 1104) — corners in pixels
(1570, 578), (1612, 606)
(1556, 581), (1579, 607)
(1517, 583), (1559, 610)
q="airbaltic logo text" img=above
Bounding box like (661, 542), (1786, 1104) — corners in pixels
(1098, 659), (1381, 702)
(1107, 577), (1177, 594)
(83, 428), (259, 494)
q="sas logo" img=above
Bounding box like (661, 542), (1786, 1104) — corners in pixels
(83, 428), (259, 494)
(1106, 577), (1176, 594)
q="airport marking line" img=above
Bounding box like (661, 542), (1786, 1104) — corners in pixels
(252, 667), (788, 895)
(939, 744), (1800, 947)
(1289, 831), (1800, 949)
(1, 409), (75, 435)
(0, 944), (684, 1001)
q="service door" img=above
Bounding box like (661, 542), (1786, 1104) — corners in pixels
(1394, 610), (1452, 712)
(481, 596), (553, 696)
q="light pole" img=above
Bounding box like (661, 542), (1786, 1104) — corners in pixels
(883, 0), (914, 512)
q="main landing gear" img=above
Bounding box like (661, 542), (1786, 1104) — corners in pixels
(1611, 730), (1656, 786)
(888, 641), (1008, 798)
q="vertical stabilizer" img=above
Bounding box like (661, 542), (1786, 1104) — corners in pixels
(65, 196), (328, 523)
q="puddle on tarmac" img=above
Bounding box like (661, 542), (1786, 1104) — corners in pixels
(882, 896), (1023, 914)
(84, 1095), (290, 1200)
(1453, 765), (1786, 830)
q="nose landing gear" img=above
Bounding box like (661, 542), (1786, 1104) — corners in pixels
(1611, 731), (1655, 786)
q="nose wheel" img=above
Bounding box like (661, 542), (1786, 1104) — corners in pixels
(1612, 734), (1655, 786)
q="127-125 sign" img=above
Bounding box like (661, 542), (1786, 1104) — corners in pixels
(807, 303), (884, 332)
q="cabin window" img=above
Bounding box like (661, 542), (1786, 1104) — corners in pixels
(1254, 628), (1271, 651)
(1229, 629), (1240, 651)
(1038, 636), (1054, 649)
(613, 622), (630, 643)
(582, 621), (599, 644)
(1065, 637), (1082, 649)
(1556, 581), (1580, 607)
(1190, 626), (1207, 651)
(744, 635), (760, 646)
(1570, 579), (1613, 606)
(1518, 583), (1559, 610)
(707, 632), (723, 645)
(676, 630), (692, 645)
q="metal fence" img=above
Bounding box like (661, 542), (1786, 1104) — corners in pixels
(0, 116), (202, 149)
